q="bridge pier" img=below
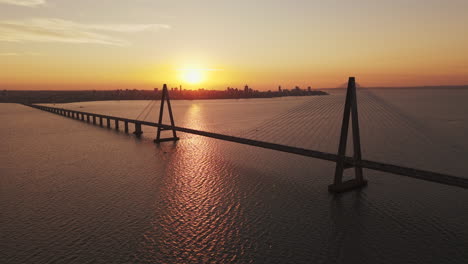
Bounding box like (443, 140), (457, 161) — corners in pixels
(93, 116), (96, 124)
(86, 114), (90, 123)
(133, 123), (143, 137)
(124, 122), (129, 133)
(115, 119), (119, 130)
(99, 117), (103, 126)
(106, 118), (111, 128)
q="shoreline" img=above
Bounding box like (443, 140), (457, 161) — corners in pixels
(0, 89), (328, 104)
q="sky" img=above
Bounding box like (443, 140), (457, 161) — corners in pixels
(0, 0), (467, 90)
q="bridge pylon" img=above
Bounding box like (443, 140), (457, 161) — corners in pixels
(329, 77), (368, 193)
(154, 84), (180, 143)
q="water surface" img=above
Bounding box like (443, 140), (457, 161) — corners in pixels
(1, 89), (468, 263)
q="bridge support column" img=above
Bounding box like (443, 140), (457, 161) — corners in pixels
(86, 115), (90, 123)
(329, 77), (367, 193)
(133, 122), (143, 137)
(107, 118), (111, 128)
(154, 84), (180, 143)
(81, 113), (85, 121)
(99, 117), (103, 126)
(124, 122), (129, 133)
(115, 120), (119, 130)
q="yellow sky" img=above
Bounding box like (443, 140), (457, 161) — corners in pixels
(1, 0), (467, 90)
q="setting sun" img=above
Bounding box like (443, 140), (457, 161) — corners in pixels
(180, 69), (205, 84)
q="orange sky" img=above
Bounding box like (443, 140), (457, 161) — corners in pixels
(1, 0), (467, 90)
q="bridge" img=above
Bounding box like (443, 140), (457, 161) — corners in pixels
(25, 77), (468, 193)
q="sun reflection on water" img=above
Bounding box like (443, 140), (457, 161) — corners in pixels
(135, 102), (246, 263)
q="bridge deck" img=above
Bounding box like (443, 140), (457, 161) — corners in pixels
(28, 104), (468, 189)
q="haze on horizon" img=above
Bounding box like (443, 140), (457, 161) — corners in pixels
(0, 0), (467, 90)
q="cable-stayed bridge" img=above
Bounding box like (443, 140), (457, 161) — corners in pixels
(26, 77), (468, 193)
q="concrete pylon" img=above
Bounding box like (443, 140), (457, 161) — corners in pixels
(154, 84), (180, 143)
(329, 77), (367, 193)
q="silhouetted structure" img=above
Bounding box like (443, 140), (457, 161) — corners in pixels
(329, 77), (367, 192)
(154, 84), (179, 143)
(0, 86), (327, 104)
(24, 77), (468, 193)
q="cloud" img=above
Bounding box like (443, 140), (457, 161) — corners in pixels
(0, 18), (171, 46)
(0, 52), (42, 56)
(0, 0), (45, 7)
(178, 68), (224, 71)
(0, 52), (18, 56)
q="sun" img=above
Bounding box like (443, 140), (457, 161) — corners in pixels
(181, 69), (204, 84)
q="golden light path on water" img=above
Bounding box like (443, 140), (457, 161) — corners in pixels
(136, 103), (246, 263)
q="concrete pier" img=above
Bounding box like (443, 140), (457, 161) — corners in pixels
(133, 123), (143, 137)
